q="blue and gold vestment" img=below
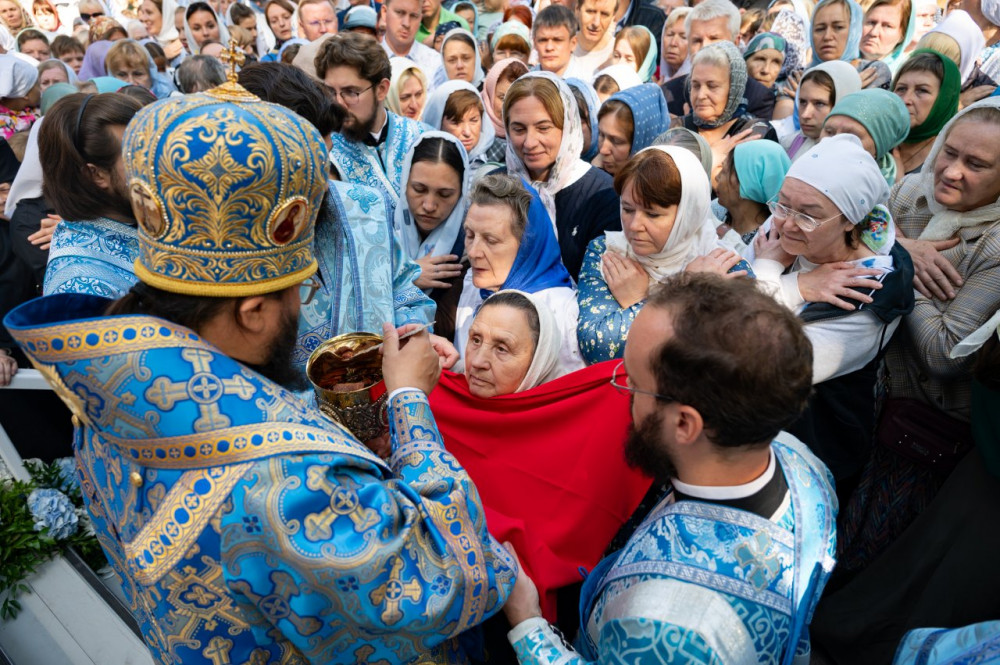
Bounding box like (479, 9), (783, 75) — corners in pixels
(508, 436), (838, 665)
(5, 293), (515, 665)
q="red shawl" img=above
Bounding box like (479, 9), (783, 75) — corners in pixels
(428, 361), (652, 620)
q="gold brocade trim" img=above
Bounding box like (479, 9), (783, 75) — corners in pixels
(133, 260), (318, 298)
(424, 498), (489, 637)
(102, 421), (389, 471)
(125, 464), (251, 585)
(16, 315), (199, 363)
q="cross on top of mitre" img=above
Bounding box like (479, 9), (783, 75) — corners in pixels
(220, 39), (246, 84)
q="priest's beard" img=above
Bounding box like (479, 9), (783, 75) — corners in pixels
(342, 104), (380, 143)
(624, 408), (678, 482)
(244, 307), (305, 391)
(108, 165), (138, 221)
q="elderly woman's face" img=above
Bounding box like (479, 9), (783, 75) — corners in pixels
(860, 3), (904, 60)
(597, 112), (631, 176)
(746, 48), (784, 89)
(21, 38), (50, 61)
(465, 202), (520, 292)
(933, 119), (1000, 212)
(39, 65), (68, 90)
(662, 19), (688, 70)
(821, 114), (877, 158)
(138, 0), (163, 36)
(398, 74), (425, 119)
(465, 303), (536, 398)
(690, 62), (730, 125)
(773, 177), (854, 259)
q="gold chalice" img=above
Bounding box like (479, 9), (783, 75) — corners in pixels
(306, 332), (388, 442)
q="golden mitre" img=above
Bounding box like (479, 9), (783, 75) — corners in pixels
(122, 45), (328, 297)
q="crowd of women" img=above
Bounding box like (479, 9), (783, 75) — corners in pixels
(0, 0), (998, 659)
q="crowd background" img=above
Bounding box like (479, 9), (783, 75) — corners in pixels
(0, 0), (999, 660)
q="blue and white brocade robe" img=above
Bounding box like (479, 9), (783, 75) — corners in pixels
(509, 436), (839, 665)
(893, 621), (1000, 665)
(5, 293), (514, 665)
(293, 181), (434, 374)
(43, 217), (139, 298)
(327, 112), (428, 214)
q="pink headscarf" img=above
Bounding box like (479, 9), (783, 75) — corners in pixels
(481, 57), (527, 139)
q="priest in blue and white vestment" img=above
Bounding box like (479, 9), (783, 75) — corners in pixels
(502, 273), (839, 665)
(318, 33), (428, 213)
(5, 75), (514, 664)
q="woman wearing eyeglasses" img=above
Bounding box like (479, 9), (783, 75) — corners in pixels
(753, 133), (914, 495)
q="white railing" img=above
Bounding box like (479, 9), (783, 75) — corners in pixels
(0, 369), (154, 665)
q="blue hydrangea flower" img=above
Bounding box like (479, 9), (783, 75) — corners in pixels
(54, 457), (80, 493)
(27, 488), (79, 540)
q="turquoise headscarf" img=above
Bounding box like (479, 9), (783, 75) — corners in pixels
(609, 83), (672, 156)
(809, 0), (864, 66)
(40, 83), (76, 115)
(90, 76), (127, 93)
(629, 25), (659, 82)
(825, 88), (910, 184)
(745, 32), (788, 59)
(733, 141), (792, 204)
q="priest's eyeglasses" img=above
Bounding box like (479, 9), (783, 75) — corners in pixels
(610, 361), (677, 402)
(299, 278), (322, 305)
(327, 84), (374, 105)
(767, 200), (843, 233)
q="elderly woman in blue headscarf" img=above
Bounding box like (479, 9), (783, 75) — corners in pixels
(672, 41), (778, 188)
(822, 88), (910, 184)
(715, 140), (791, 249)
(752, 133), (914, 483)
(744, 32), (788, 93)
(593, 82), (670, 177)
(454, 174), (584, 374)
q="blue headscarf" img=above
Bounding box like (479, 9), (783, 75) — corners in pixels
(733, 141), (792, 204)
(90, 76), (127, 93)
(809, 0), (864, 66)
(610, 82), (672, 156)
(480, 180), (573, 299)
(565, 77), (600, 162)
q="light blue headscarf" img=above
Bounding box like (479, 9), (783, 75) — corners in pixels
(732, 141), (792, 204)
(628, 24), (659, 82)
(809, 0), (864, 66)
(566, 77), (600, 161)
(825, 88), (910, 184)
(89, 76), (127, 93)
(608, 83), (671, 156)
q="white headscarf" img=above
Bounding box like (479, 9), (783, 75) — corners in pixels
(787, 134), (896, 254)
(155, 0), (181, 46)
(927, 10), (985, 84)
(800, 59), (862, 106)
(602, 145), (721, 282)
(183, 3), (230, 55)
(595, 63), (642, 92)
(0, 53), (37, 98)
(477, 289), (563, 392)
(421, 79), (496, 163)
(0, 25), (14, 52)
(982, 0), (1000, 26)
(5, 115), (41, 218)
(505, 71), (591, 228)
(393, 131), (470, 263)
(387, 56), (428, 116)
(436, 28), (484, 88)
(918, 97), (1000, 242)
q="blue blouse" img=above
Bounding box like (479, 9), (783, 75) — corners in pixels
(576, 236), (645, 365)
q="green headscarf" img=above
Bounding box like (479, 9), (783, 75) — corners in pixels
(898, 49), (961, 144)
(744, 32), (787, 59)
(825, 88), (910, 184)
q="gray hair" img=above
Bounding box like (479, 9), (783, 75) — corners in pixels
(469, 174), (532, 241)
(666, 6), (691, 29)
(654, 127), (713, 177)
(691, 42), (732, 70)
(175, 55), (226, 94)
(685, 0), (740, 41)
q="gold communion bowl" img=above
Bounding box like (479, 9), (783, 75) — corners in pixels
(306, 332), (388, 442)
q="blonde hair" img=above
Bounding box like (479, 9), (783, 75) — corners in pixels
(105, 40), (150, 74)
(916, 32), (961, 67)
(614, 26), (651, 69)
